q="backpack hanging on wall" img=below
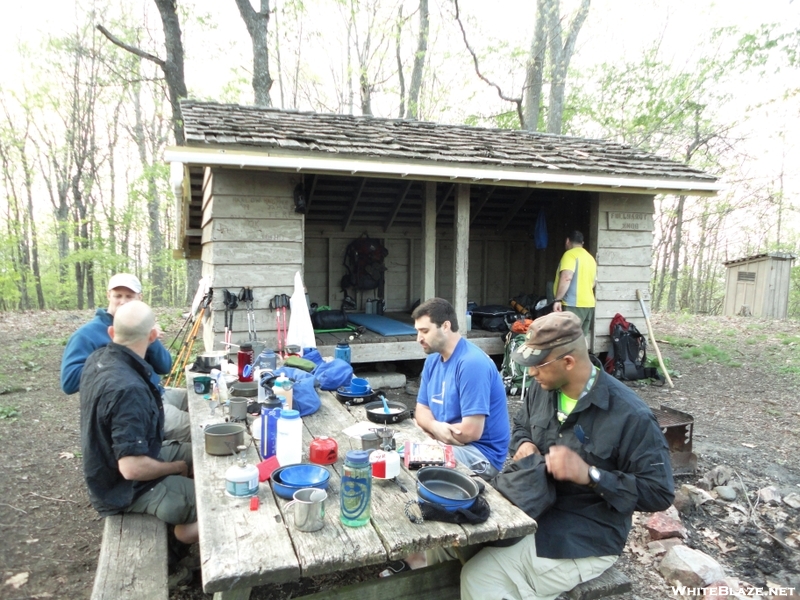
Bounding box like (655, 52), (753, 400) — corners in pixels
(340, 233), (389, 293)
(604, 313), (649, 380)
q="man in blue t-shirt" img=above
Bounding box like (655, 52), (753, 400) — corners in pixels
(412, 298), (509, 477)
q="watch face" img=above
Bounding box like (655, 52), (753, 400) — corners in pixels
(589, 466), (601, 483)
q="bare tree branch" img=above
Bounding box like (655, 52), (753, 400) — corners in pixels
(453, 0), (524, 128)
(95, 24), (165, 69)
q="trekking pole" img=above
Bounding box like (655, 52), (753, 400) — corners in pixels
(165, 292), (211, 387)
(635, 289), (674, 389)
(167, 311), (193, 353)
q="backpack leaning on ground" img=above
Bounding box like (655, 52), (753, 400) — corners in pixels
(604, 313), (653, 381)
(501, 331), (531, 396)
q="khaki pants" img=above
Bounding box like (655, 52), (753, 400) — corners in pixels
(125, 442), (196, 525)
(162, 388), (191, 443)
(459, 534), (617, 600)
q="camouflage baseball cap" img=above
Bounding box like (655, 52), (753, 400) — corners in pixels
(511, 311), (583, 367)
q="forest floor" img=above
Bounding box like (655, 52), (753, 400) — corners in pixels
(0, 310), (799, 599)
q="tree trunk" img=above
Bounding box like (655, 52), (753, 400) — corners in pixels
(235, 0), (273, 107)
(667, 195), (686, 312)
(545, 0), (591, 135)
(396, 6), (405, 118)
(523, 0), (547, 131)
(405, 0), (429, 119)
(153, 0), (188, 144)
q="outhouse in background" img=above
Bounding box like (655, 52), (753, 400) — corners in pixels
(723, 252), (796, 319)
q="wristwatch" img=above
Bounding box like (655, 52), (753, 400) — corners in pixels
(587, 465), (601, 488)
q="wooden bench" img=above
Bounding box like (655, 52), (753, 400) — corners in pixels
(91, 513), (169, 600)
(560, 566), (632, 600)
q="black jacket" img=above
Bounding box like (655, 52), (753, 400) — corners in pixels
(79, 343), (165, 516)
(511, 368), (674, 559)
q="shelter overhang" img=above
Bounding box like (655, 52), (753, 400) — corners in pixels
(164, 146), (721, 197)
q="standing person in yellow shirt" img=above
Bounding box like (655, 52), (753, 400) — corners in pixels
(553, 231), (597, 337)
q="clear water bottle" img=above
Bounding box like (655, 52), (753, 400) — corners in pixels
(465, 311), (472, 332)
(335, 341), (351, 364)
(276, 409), (302, 466)
(340, 450), (371, 527)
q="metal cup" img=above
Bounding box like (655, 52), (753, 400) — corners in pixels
(228, 398), (248, 421)
(361, 432), (381, 451)
(285, 488), (327, 532)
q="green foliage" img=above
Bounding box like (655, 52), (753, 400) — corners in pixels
(464, 110), (520, 130)
(0, 405), (20, 421)
(678, 342), (740, 367)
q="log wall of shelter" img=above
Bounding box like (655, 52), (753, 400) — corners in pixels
(594, 193), (655, 353)
(200, 168), (303, 352)
(304, 230), (554, 312)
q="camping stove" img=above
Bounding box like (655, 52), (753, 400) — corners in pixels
(651, 405), (697, 475)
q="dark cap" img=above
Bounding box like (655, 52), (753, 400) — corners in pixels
(511, 311), (583, 367)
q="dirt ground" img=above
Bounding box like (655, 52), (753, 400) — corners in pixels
(1, 310), (799, 600)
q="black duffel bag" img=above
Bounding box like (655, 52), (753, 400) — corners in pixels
(471, 305), (517, 333)
(311, 308), (348, 330)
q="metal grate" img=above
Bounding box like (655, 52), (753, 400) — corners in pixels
(737, 271), (756, 282)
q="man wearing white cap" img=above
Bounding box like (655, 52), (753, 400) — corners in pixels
(61, 273), (190, 442)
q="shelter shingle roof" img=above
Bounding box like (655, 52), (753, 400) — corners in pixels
(180, 101), (716, 182)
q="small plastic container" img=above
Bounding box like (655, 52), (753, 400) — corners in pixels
(276, 409), (303, 466)
(335, 342), (351, 364)
(465, 311), (472, 332)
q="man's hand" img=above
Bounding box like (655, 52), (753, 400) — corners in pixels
(512, 441), (540, 461)
(173, 460), (189, 477)
(553, 302), (563, 312)
(431, 421), (464, 445)
(544, 445), (591, 485)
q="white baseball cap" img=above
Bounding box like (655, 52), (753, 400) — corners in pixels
(107, 273), (142, 294)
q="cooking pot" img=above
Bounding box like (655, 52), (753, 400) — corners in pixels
(197, 350), (228, 371)
(362, 399), (412, 424)
(204, 423), (246, 455)
(416, 466), (479, 512)
(334, 389), (381, 405)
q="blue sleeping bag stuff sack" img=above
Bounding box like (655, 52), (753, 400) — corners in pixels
(302, 348), (323, 366)
(313, 359), (354, 391)
(274, 366), (320, 417)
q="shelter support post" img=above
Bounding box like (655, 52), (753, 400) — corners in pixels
(422, 181), (437, 302)
(454, 184), (470, 331)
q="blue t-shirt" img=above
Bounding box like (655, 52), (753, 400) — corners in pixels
(417, 337), (510, 470)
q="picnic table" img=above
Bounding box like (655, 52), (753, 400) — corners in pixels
(186, 371), (537, 600)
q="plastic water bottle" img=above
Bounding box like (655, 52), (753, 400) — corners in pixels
(276, 409), (303, 466)
(210, 369), (229, 404)
(238, 343), (254, 382)
(335, 342), (351, 364)
(340, 450), (372, 527)
(257, 406), (281, 459)
(273, 374), (293, 409)
(254, 348), (277, 371)
(465, 311), (472, 332)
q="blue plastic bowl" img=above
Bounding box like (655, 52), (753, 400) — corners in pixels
(278, 464), (331, 487)
(271, 465), (330, 500)
(416, 466), (479, 512)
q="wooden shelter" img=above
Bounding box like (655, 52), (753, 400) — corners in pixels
(722, 252), (796, 319)
(166, 101), (719, 363)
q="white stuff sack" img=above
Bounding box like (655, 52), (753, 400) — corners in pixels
(285, 271), (317, 349)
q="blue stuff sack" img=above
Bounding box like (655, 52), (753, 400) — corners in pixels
(313, 359), (354, 391)
(274, 366), (320, 417)
(302, 348), (323, 366)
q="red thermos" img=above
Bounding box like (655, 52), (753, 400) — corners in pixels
(238, 343), (254, 382)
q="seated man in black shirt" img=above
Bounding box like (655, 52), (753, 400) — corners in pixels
(460, 311), (674, 599)
(80, 300), (198, 544)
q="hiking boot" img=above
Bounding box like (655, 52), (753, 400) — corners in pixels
(168, 565), (193, 590)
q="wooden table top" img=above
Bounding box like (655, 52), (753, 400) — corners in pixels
(186, 372), (537, 595)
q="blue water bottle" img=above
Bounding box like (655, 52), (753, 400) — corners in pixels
(335, 341), (351, 364)
(259, 406), (281, 459)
